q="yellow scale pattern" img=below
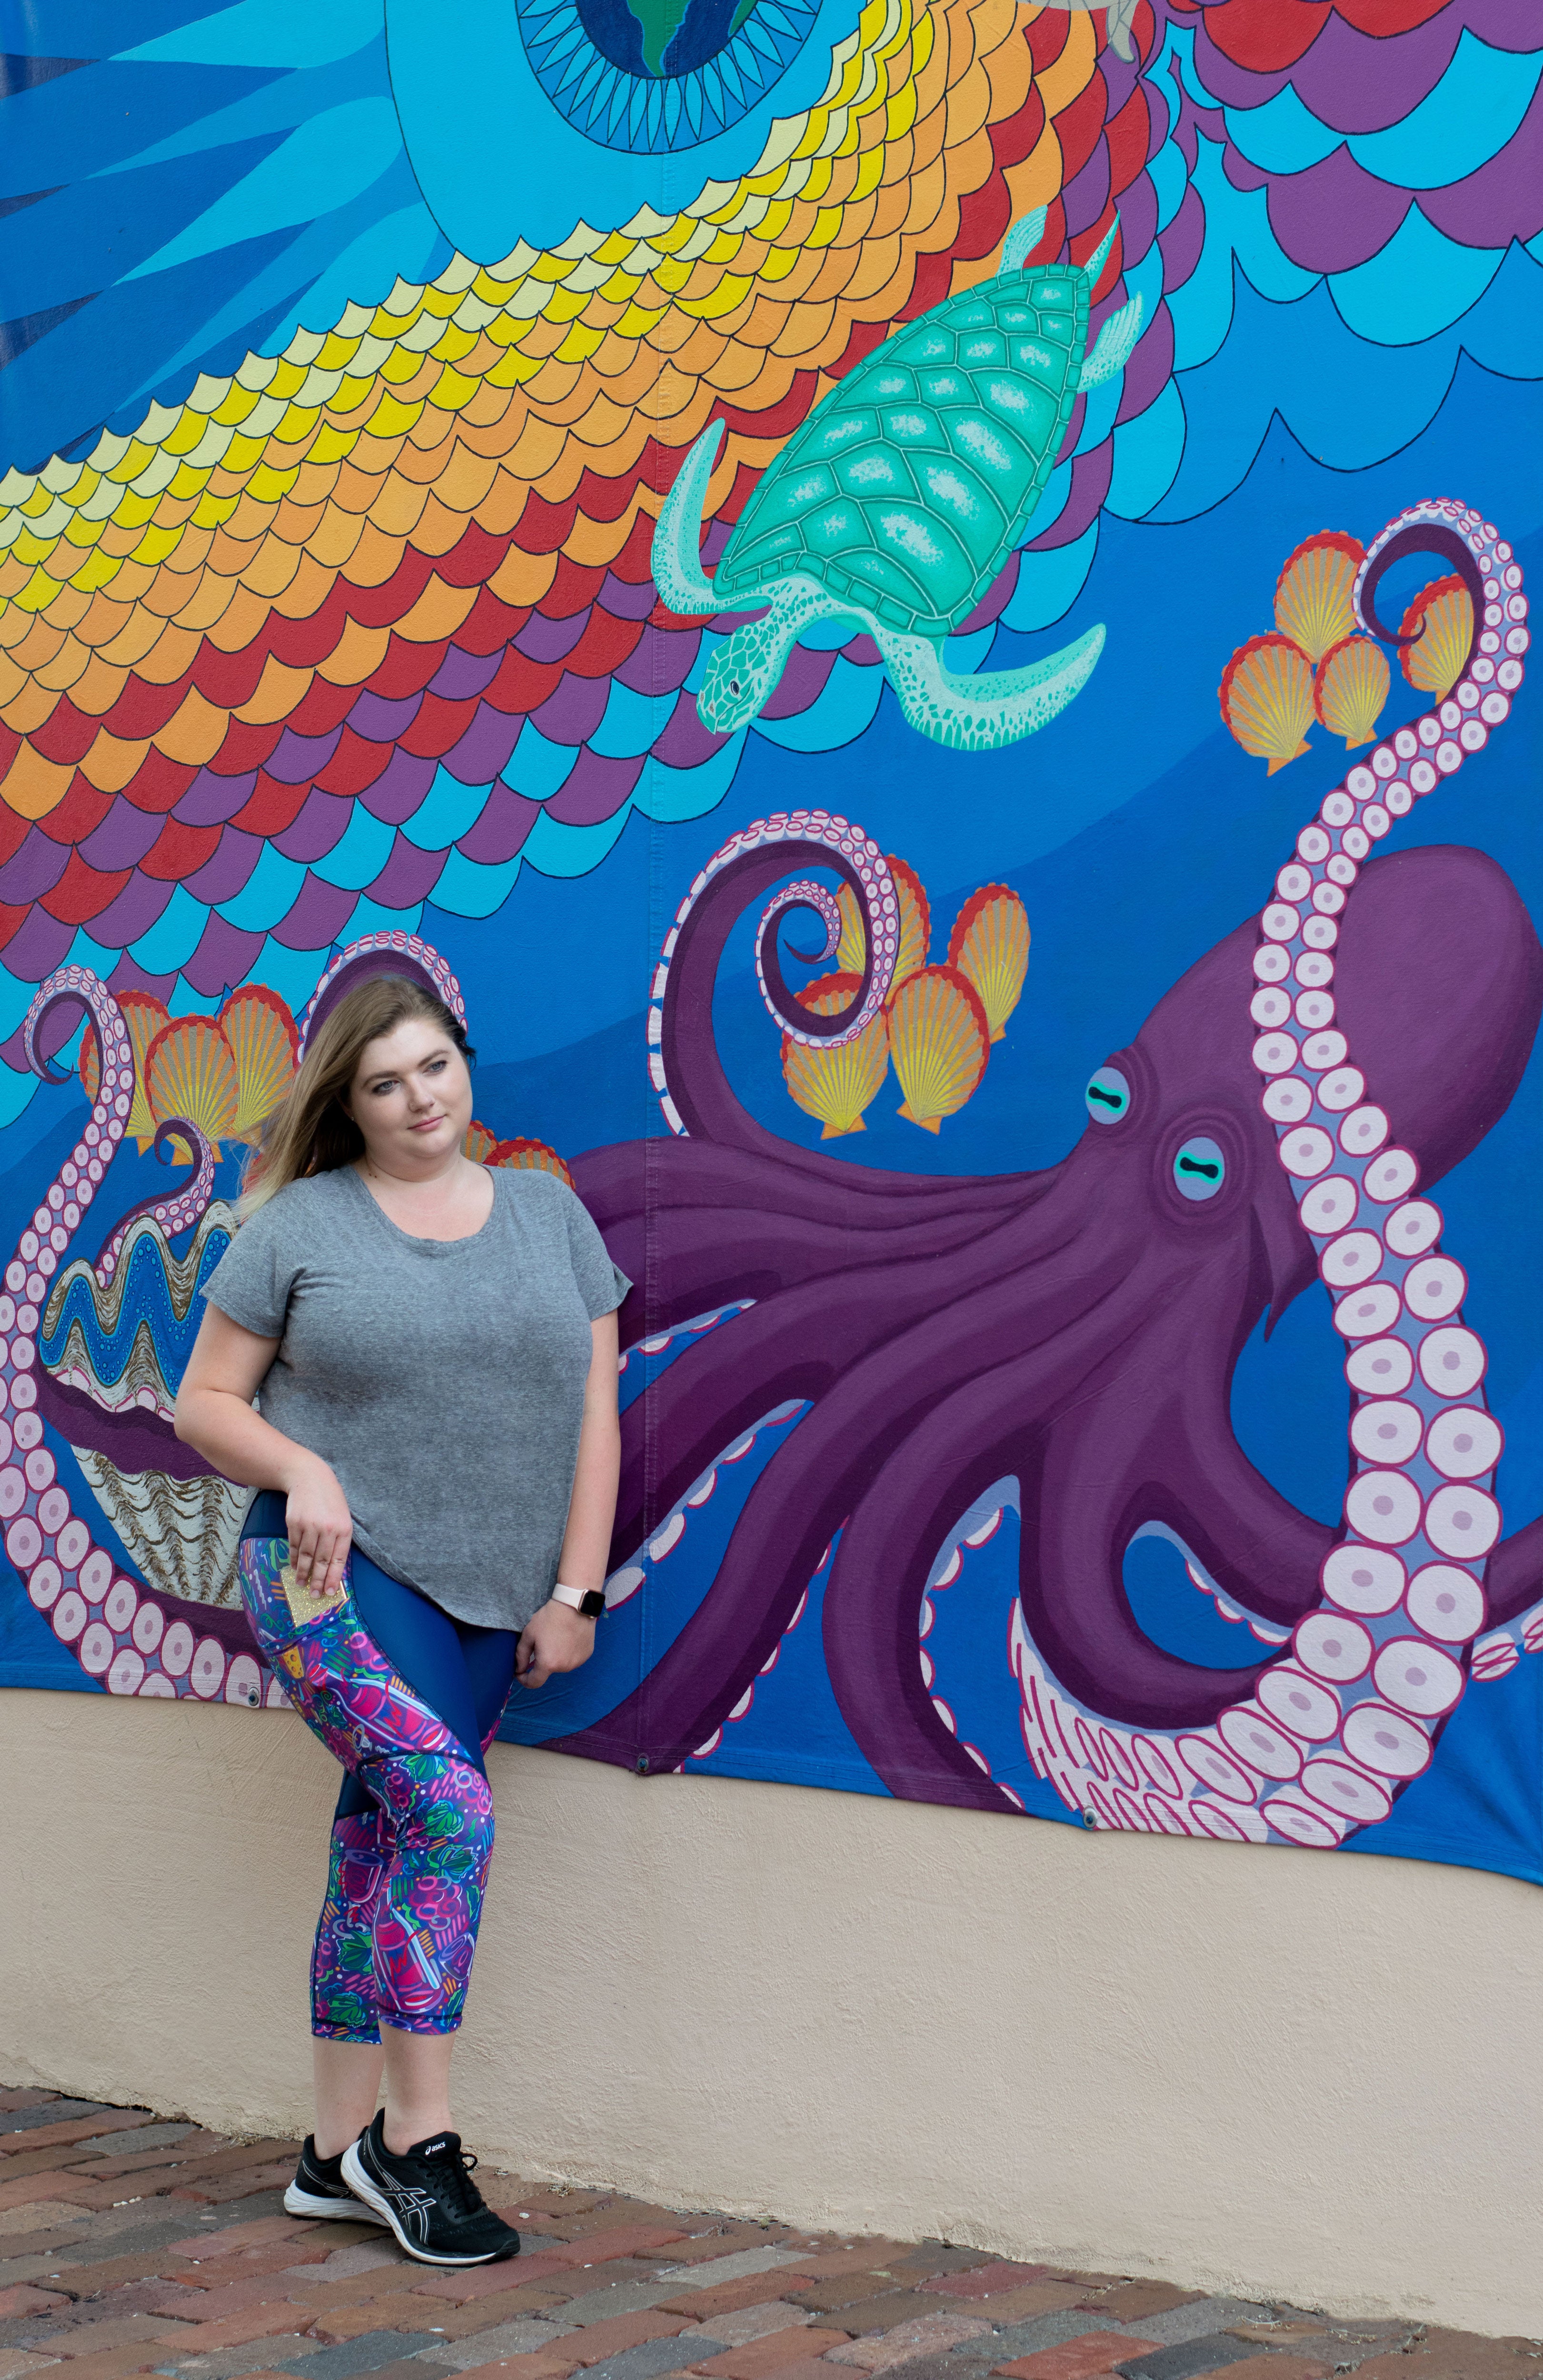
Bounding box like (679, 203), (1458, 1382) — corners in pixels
(0, 0), (1098, 822)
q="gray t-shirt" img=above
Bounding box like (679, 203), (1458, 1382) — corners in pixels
(201, 1164), (631, 1631)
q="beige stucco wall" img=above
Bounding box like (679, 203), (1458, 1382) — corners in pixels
(2, 1687), (1538, 2337)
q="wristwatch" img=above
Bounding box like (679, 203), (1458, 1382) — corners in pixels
(551, 1582), (606, 1618)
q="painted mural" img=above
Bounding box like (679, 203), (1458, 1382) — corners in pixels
(1, 0), (1541, 1881)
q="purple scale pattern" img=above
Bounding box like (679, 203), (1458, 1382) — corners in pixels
(454, 787), (540, 868)
(428, 644), (505, 701)
(173, 767), (257, 827)
(367, 832), (448, 911)
(270, 872), (359, 952)
(0, 829), (70, 904)
(515, 608), (589, 664)
(348, 689), (424, 744)
(184, 826), (262, 907)
(599, 569), (660, 620)
(440, 703), (522, 786)
(273, 788), (353, 865)
(266, 725), (343, 786)
(183, 913), (266, 1000)
(359, 746), (436, 825)
(80, 802), (169, 874)
(528, 670), (608, 746)
(614, 622), (698, 698)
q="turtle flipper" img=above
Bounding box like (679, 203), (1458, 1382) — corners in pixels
(999, 205), (1048, 274)
(1079, 294), (1144, 390)
(872, 623), (1105, 754)
(653, 421), (725, 615)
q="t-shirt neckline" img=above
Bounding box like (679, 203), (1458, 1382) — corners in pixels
(342, 1159), (501, 1254)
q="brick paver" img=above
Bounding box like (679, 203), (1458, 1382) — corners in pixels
(828, 2317), (996, 2372)
(921, 2273), (1048, 2304)
(1080, 2295), (1204, 2328)
(994, 2339), (1161, 2380)
(1203, 2361), (1331, 2380)
(688, 2328), (851, 2378)
(0, 2079), (1526, 2380)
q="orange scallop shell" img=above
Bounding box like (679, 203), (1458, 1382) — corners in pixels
(491, 1136), (576, 1189)
(1399, 575), (1474, 698)
(1273, 531), (1364, 664)
(888, 964), (990, 1133)
(220, 984), (298, 1141)
(947, 885), (1030, 1043)
(79, 992), (172, 1150)
(144, 1016), (239, 1157)
(837, 854), (930, 992)
(782, 971), (890, 1139)
(1219, 633), (1315, 773)
(1314, 633), (1390, 749)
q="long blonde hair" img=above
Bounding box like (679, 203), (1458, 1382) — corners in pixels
(240, 973), (475, 1220)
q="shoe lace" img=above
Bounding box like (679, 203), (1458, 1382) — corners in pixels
(423, 2143), (487, 2220)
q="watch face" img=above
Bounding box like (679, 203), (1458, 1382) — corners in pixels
(580, 1590), (606, 1618)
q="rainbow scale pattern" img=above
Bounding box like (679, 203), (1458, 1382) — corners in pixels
(0, 0), (1538, 1133)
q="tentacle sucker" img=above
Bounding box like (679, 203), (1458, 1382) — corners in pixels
(1010, 499), (1531, 1844)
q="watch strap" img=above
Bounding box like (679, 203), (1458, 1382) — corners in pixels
(552, 1582), (606, 1618)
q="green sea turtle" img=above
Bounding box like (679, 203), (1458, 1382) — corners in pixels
(652, 208), (1142, 754)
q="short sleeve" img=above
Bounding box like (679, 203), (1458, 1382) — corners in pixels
(559, 1181), (632, 1319)
(200, 1196), (300, 1339)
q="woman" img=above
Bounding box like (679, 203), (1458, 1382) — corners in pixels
(175, 971), (627, 2269)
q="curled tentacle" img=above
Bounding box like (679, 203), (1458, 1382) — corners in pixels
(651, 810), (902, 1141)
(1008, 499), (1534, 1845)
(298, 929), (467, 1057)
(12, 967), (273, 1708)
(1355, 506), (1487, 673)
(93, 1119), (216, 1287)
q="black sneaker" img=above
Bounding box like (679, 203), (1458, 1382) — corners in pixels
(340, 2111), (521, 2266)
(283, 2133), (388, 2224)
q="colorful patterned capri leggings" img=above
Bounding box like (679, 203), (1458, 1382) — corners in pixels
(238, 1493), (518, 2043)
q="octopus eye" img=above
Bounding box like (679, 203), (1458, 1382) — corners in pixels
(1174, 1135), (1226, 1201)
(1085, 1065), (1131, 1124)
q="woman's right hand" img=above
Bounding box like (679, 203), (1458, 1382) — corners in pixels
(282, 1456), (353, 1597)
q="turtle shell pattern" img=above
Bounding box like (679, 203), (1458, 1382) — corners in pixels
(713, 267), (1090, 638)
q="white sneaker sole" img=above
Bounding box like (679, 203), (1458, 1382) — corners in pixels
(339, 2140), (510, 2267)
(284, 2178), (388, 2223)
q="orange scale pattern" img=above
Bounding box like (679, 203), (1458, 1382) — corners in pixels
(0, 0), (1158, 1025)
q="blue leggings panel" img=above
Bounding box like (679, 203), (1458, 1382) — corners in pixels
(243, 1489), (518, 1821)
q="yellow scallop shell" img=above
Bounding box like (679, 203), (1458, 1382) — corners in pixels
(1314, 633), (1390, 750)
(947, 884), (1030, 1043)
(220, 985), (298, 1142)
(1273, 532), (1364, 664)
(465, 1121), (499, 1162)
(79, 992), (172, 1150)
(888, 964), (990, 1133)
(1400, 575), (1474, 698)
(491, 1135), (576, 1188)
(782, 971), (890, 1139)
(145, 1016), (239, 1157)
(836, 854), (930, 992)
(1219, 633), (1315, 773)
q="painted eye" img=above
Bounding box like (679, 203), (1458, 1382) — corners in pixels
(1174, 1136), (1226, 1200)
(1085, 1065), (1131, 1124)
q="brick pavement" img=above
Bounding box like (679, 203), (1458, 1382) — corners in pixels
(0, 2087), (1536, 2380)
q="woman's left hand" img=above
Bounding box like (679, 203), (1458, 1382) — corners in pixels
(516, 1601), (597, 1689)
